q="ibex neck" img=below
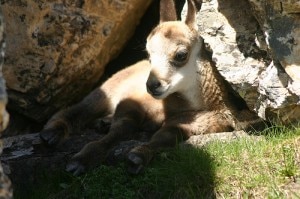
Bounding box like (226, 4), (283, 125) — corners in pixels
(197, 44), (227, 110)
(164, 40), (228, 113)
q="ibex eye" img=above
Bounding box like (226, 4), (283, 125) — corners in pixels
(174, 51), (188, 63)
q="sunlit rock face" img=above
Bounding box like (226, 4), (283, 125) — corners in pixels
(2, 0), (152, 122)
(184, 0), (300, 124)
(248, 0), (300, 123)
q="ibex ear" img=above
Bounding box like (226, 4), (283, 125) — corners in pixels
(185, 0), (202, 29)
(160, 0), (177, 23)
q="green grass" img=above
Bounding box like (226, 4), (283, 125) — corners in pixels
(15, 126), (300, 199)
(207, 126), (300, 198)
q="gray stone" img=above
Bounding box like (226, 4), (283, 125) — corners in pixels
(182, 131), (264, 149)
(183, 0), (300, 124)
(248, 0), (300, 123)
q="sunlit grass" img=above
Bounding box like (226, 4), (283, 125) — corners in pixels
(207, 126), (300, 198)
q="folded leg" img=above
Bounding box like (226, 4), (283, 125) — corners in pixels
(66, 99), (146, 175)
(127, 111), (233, 174)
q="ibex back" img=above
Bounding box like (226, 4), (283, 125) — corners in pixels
(40, 0), (266, 175)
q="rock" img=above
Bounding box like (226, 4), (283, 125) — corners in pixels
(248, 0), (300, 81)
(182, 131), (261, 148)
(2, 0), (153, 122)
(248, 0), (300, 122)
(1, 131), (103, 195)
(189, 0), (269, 111)
(0, 8), (13, 199)
(186, 0), (300, 124)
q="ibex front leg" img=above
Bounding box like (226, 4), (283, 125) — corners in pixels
(40, 88), (113, 146)
(66, 99), (145, 175)
(127, 111), (233, 174)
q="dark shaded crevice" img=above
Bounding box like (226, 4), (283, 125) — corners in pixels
(99, 0), (160, 83)
(99, 0), (186, 84)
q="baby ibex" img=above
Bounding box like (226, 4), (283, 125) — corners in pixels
(40, 0), (266, 175)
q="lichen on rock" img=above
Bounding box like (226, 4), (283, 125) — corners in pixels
(2, 0), (152, 122)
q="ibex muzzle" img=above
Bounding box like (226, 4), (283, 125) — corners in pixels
(146, 71), (169, 98)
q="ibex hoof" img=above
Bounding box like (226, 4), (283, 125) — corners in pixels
(127, 152), (145, 174)
(66, 161), (86, 176)
(40, 128), (64, 146)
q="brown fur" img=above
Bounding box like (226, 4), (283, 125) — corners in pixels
(40, 0), (267, 175)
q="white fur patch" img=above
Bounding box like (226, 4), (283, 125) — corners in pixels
(169, 41), (203, 108)
(147, 34), (171, 79)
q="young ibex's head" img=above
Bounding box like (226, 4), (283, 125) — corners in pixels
(146, 0), (202, 99)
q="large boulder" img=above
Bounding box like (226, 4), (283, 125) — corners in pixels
(0, 8), (13, 199)
(191, 0), (300, 124)
(2, 0), (152, 122)
(248, 0), (300, 122)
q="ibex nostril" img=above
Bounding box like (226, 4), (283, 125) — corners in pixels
(146, 72), (162, 90)
(153, 81), (161, 89)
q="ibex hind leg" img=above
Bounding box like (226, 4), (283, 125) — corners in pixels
(40, 88), (113, 146)
(234, 109), (271, 134)
(127, 111), (233, 174)
(66, 99), (146, 175)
